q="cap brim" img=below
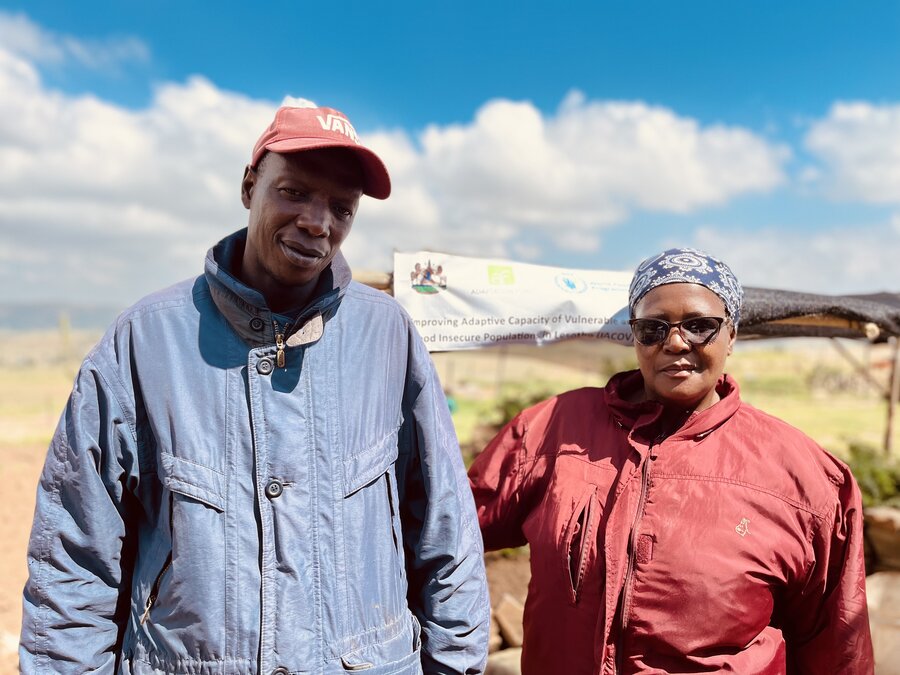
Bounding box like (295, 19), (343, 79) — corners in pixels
(263, 138), (391, 200)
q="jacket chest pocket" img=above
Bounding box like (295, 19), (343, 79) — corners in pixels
(337, 425), (407, 646)
(565, 485), (598, 603)
(139, 453), (227, 650)
(524, 450), (617, 606)
(161, 453), (227, 559)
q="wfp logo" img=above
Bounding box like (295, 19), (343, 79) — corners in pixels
(555, 274), (587, 293)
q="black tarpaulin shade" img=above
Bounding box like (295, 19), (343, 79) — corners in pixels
(740, 288), (900, 342)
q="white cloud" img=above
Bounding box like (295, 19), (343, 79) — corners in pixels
(551, 91), (788, 212)
(805, 101), (900, 204)
(0, 47), (277, 303)
(510, 242), (543, 261)
(0, 11), (149, 70)
(557, 230), (601, 252)
(352, 91), (787, 272)
(0, 15), (791, 306)
(689, 222), (900, 294)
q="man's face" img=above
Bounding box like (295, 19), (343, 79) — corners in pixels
(240, 149), (363, 311)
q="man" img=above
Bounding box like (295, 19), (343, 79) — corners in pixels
(21, 104), (490, 674)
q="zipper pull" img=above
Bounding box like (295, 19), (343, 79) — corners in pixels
(273, 321), (285, 368)
(141, 552), (172, 626)
(140, 594), (156, 625)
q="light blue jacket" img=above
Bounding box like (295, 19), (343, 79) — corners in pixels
(21, 229), (490, 674)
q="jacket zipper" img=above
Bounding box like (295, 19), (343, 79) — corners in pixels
(568, 487), (596, 602)
(273, 320), (285, 368)
(385, 472), (401, 557)
(140, 552), (173, 625)
(615, 441), (658, 670)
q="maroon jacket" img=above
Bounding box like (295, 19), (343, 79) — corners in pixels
(469, 370), (873, 674)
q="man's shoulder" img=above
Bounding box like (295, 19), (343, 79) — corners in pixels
(340, 281), (438, 359)
(89, 276), (205, 358)
(114, 276), (206, 325)
(344, 280), (410, 316)
(77, 276), (205, 398)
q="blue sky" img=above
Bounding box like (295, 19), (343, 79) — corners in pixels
(1, 1), (898, 305)
(11, 1), (899, 129)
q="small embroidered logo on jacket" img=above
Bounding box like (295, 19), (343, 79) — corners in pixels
(735, 518), (750, 537)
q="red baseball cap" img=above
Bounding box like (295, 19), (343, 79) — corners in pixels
(250, 105), (391, 199)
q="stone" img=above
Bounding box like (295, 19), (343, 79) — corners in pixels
(867, 571), (900, 674)
(489, 616), (502, 653)
(486, 647), (522, 675)
(494, 593), (525, 648)
(865, 506), (900, 571)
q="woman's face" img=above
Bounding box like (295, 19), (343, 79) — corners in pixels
(633, 283), (736, 412)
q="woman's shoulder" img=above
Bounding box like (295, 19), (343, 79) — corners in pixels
(503, 386), (617, 451)
(519, 387), (610, 421)
(728, 401), (855, 514)
(731, 401), (833, 457)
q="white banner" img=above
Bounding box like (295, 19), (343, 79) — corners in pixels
(393, 251), (634, 351)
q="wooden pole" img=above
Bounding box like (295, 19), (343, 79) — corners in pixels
(885, 336), (900, 456)
(829, 338), (889, 398)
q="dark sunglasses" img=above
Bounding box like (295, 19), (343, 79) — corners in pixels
(628, 316), (726, 347)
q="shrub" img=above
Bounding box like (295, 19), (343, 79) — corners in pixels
(460, 388), (557, 467)
(845, 442), (900, 508)
(491, 388), (557, 430)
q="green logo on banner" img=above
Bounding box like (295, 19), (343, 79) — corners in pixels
(488, 265), (515, 285)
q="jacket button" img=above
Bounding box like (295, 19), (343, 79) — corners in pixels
(257, 358), (274, 375)
(250, 317), (265, 331)
(265, 479), (284, 499)
(271, 669), (289, 675)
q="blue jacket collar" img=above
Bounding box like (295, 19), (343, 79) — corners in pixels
(204, 228), (350, 347)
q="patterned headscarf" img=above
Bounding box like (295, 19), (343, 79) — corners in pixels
(628, 247), (744, 326)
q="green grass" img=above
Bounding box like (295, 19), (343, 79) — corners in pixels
(736, 392), (891, 459)
(1, 332), (897, 462)
(727, 344), (897, 459)
(0, 366), (75, 447)
(450, 397), (496, 450)
(442, 339), (899, 462)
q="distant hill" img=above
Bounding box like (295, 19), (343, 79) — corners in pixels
(2, 291), (896, 334)
(0, 303), (122, 332)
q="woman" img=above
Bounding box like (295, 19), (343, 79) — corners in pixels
(469, 248), (874, 674)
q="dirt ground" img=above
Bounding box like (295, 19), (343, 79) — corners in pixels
(484, 551), (531, 608)
(0, 440), (43, 674)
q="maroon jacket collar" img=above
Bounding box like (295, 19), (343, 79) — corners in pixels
(602, 369), (742, 443)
